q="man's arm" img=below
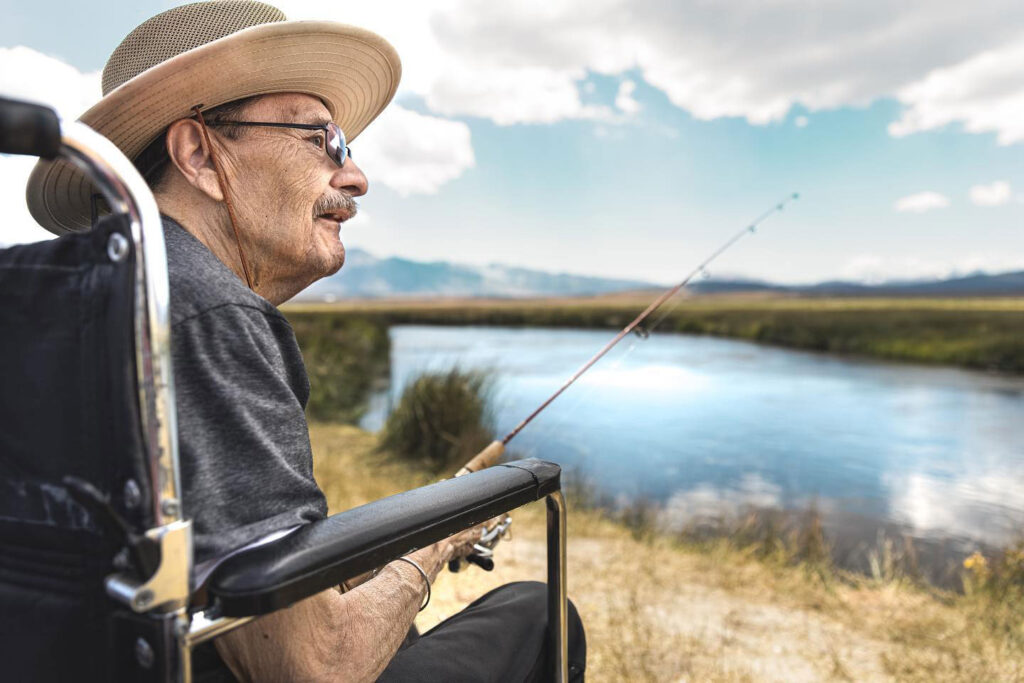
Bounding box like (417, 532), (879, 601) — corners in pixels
(214, 524), (482, 682)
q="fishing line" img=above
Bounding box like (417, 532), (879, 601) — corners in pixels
(500, 192), (799, 447)
(642, 193), (799, 335)
(502, 334), (643, 459)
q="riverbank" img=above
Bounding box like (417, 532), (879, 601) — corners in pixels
(310, 422), (1024, 682)
(285, 294), (1024, 374)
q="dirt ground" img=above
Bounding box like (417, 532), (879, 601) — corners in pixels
(311, 423), (1024, 682)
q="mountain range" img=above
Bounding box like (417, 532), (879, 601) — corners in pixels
(295, 248), (1024, 300)
(298, 248), (657, 300)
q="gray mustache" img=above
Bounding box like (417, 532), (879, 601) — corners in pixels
(313, 192), (357, 218)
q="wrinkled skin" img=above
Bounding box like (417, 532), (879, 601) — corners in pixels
(159, 92), (368, 304)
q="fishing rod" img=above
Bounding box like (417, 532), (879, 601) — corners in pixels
(455, 191), (800, 478)
(446, 192), (800, 572)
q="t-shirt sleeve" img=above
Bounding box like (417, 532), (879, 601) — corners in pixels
(171, 303), (327, 564)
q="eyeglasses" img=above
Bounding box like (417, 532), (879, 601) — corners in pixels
(207, 120), (350, 168)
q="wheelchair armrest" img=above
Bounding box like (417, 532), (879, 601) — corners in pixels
(207, 459), (561, 616)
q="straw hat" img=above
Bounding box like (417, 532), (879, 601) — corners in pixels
(26, 0), (401, 234)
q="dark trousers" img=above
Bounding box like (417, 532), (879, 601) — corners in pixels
(378, 581), (587, 682)
(194, 581), (585, 682)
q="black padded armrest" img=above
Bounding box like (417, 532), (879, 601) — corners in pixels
(208, 459), (560, 616)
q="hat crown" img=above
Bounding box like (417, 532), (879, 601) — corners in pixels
(102, 1), (286, 95)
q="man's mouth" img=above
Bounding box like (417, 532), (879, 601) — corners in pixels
(316, 210), (351, 225)
(313, 191), (358, 227)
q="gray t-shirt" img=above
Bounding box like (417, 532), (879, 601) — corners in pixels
(164, 216), (327, 564)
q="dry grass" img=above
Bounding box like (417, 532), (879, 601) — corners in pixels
(310, 423), (1024, 682)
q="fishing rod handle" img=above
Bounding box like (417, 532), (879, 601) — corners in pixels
(0, 97), (61, 159)
(449, 442), (507, 572)
(449, 554), (495, 573)
(454, 440), (506, 477)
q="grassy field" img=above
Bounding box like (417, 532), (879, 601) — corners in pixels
(310, 422), (1024, 682)
(286, 294), (1024, 373)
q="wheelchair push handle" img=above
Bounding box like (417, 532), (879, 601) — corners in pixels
(0, 97), (62, 159)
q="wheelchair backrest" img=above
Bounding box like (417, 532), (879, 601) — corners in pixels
(0, 215), (154, 680)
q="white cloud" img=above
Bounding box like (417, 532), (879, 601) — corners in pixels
(0, 155), (54, 246)
(969, 180), (1013, 207)
(0, 46), (99, 119)
(894, 191), (951, 213)
(355, 105), (475, 196)
(9, 2), (1024, 145)
(794, 115), (809, 128)
(424, 63), (610, 125)
(0, 47), (97, 246)
(0, 45), (474, 202)
(890, 40), (1024, 145)
(615, 80), (641, 115)
(840, 253), (1024, 283)
(283, 0), (1024, 141)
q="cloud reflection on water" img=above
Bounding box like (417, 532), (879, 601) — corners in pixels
(657, 473), (784, 530)
(885, 469), (1024, 546)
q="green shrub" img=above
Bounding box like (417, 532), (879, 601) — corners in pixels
(379, 368), (494, 472)
(288, 313), (390, 424)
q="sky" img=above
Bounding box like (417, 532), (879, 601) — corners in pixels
(1, 0), (1023, 285)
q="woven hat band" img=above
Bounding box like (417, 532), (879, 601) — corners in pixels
(102, 1), (286, 95)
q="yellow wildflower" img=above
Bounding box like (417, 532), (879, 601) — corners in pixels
(964, 552), (987, 571)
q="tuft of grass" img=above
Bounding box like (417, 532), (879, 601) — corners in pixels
(378, 368), (495, 472)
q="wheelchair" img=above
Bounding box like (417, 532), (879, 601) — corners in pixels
(0, 97), (569, 682)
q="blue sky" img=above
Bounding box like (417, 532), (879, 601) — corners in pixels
(2, 0), (1023, 285)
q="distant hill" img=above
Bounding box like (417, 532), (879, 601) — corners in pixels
(295, 249), (1024, 300)
(296, 249), (658, 300)
(689, 271), (1024, 297)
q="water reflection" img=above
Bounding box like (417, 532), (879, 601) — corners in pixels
(886, 469), (1024, 546)
(659, 473), (783, 526)
(363, 325), (1024, 563)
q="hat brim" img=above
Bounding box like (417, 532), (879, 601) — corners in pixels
(27, 20), (401, 234)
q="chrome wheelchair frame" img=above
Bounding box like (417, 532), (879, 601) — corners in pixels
(0, 98), (568, 682)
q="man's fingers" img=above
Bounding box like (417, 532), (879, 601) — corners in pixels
(440, 522), (493, 564)
(449, 525), (485, 559)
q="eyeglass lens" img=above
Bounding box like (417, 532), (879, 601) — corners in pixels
(326, 122), (348, 167)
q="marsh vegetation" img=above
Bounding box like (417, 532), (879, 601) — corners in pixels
(287, 294), (1024, 373)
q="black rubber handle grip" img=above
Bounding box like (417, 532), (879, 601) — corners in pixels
(0, 97), (61, 159)
(447, 552), (495, 573)
(466, 553), (494, 571)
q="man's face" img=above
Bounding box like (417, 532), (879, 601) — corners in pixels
(213, 93), (367, 290)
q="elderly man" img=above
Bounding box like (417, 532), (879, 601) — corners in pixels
(25, 2), (585, 681)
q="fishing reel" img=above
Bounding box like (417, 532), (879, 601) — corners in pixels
(449, 514), (512, 572)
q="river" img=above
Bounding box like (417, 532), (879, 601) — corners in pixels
(361, 325), (1024, 579)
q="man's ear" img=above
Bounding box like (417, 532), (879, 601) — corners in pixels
(165, 118), (224, 202)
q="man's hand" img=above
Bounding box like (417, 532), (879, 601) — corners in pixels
(215, 523), (488, 682)
(403, 523), (486, 581)
(342, 522), (487, 591)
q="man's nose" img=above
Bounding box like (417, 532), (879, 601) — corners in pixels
(331, 156), (368, 197)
